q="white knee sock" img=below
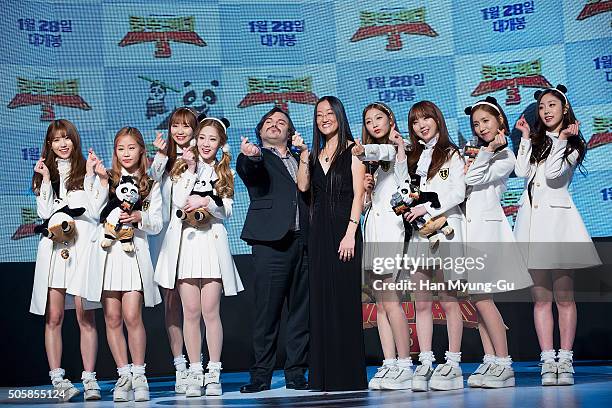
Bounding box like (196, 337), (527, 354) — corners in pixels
(131, 364), (146, 376)
(173, 354), (187, 372)
(445, 351), (461, 368)
(540, 349), (556, 363)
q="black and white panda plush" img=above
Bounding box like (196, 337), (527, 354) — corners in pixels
(100, 176), (142, 252)
(175, 178), (223, 229)
(35, 198), (86, 258)
(389, 174), (453, 248)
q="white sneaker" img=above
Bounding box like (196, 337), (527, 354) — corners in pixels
(411, 364), (434, 392)
(557, 360), (574, 386)
(185, 371), (203, 398)
(368, 365), (392, 390)
(83, 378), (101, 400)
(175, 370), (189, 394)
(52, 378), (80, 402)
(112, 375), (133, 402)
(132, 374), (150, 402)
(381, 365), (413, 390)
(429, 363), (464, 391)
(467, 361), (493, 388)
(541, 361), (557, 386)
(205, 368), (222, 396)
(481, 364), (515, 388)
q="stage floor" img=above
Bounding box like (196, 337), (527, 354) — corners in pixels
(1, 361), (611, 407)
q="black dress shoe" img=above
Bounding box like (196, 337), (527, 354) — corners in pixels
(286, 377), (308, 390)
(240, 381), (271, 393)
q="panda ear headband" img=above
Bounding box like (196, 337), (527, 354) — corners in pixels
(534, 84), (568, 105)
(197, 113), (232, 153)
(197, 112), (231, 133)
(464, 96), (501, 116)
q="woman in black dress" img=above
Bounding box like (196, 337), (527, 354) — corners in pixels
(296, 96), (367, 391)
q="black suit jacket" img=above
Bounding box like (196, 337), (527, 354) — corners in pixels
(236, 149), (309, 244)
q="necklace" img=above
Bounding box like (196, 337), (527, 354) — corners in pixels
(322, 145), (333, 163)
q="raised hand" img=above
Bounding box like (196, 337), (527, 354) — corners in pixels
(34, 157), (50, 180)
(182, 148), (196, 171)
(388, 124), (405, 147)
(153, 131), (167, 154)
(94, 158), (108, 180)
(240, 136), (261, 157)
(486, 129), (506, 152)
(560, 121), (580, 141)
(291, 132), (307, 152)
(515, 115), (531, 139)
(86, 148), (99, 175)
(351, 138), (365, 156)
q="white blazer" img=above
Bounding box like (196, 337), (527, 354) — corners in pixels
(513, 133), (601, 269)
(464, 147), (532, 293)
(359, 144), (408, 277)
(154, 167), (244, 295)
(30, 179), (100, 315)
(405, 150), (466, 278)
(86, 175), (163, 307)
(148, 152), (172, 266)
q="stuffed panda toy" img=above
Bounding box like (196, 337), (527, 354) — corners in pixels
(390, 174), (454, 248)
(34, 198), (86, 259)
(100, 176), (142, 252)
(176, 178), (223, 229)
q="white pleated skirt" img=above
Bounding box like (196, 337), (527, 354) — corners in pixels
(48, 240), (77, 289)
(177, 226), (222, 280)
(102, 242), (143, 291)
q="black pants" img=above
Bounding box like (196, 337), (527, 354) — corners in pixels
(250, 231), (309, 383)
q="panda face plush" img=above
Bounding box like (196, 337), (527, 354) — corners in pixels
(193, 179), (213, 194)
(116, 178), (139, 210)
(45, 212), (77, 243)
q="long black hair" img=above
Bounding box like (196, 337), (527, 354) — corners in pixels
(531, 85), (586, 169)
(310, 96), (354, 165)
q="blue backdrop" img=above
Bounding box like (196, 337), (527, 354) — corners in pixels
(1, 0), (611, 261)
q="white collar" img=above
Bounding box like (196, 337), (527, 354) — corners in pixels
(56, 158), (71, 174)
(546, 131), (559, 139)
(120, 167), (139, 177)
(418, 135), (439, 149)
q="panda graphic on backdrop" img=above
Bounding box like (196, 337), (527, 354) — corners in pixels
(156, 80), (219, 130)
(99, 176), (142, 252)
(146, 80), (168, 119)
(34, 198), (86, 259)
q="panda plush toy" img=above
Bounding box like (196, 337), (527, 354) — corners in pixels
(100, 175), (142, 252)
(390, 174), (454, 248)
(34, 198), (86, 259)
(176, 178), (223, 229)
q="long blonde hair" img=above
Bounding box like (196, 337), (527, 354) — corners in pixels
(110, 127), (152, 199)
(171, 118), (233, 198)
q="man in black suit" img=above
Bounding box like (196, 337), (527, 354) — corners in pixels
(236, 107), (310, 392)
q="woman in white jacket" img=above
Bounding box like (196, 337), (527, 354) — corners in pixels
(148, 107), (198, 392)
(31, 119), (99, 402)
(514, 85), (601, 386)
(463, 97), (532, 389)
(154, 117), (243, 397)
(351, 103), (412, 390)
(86, 127), (162, 402)
(404, 101), (466, 392)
